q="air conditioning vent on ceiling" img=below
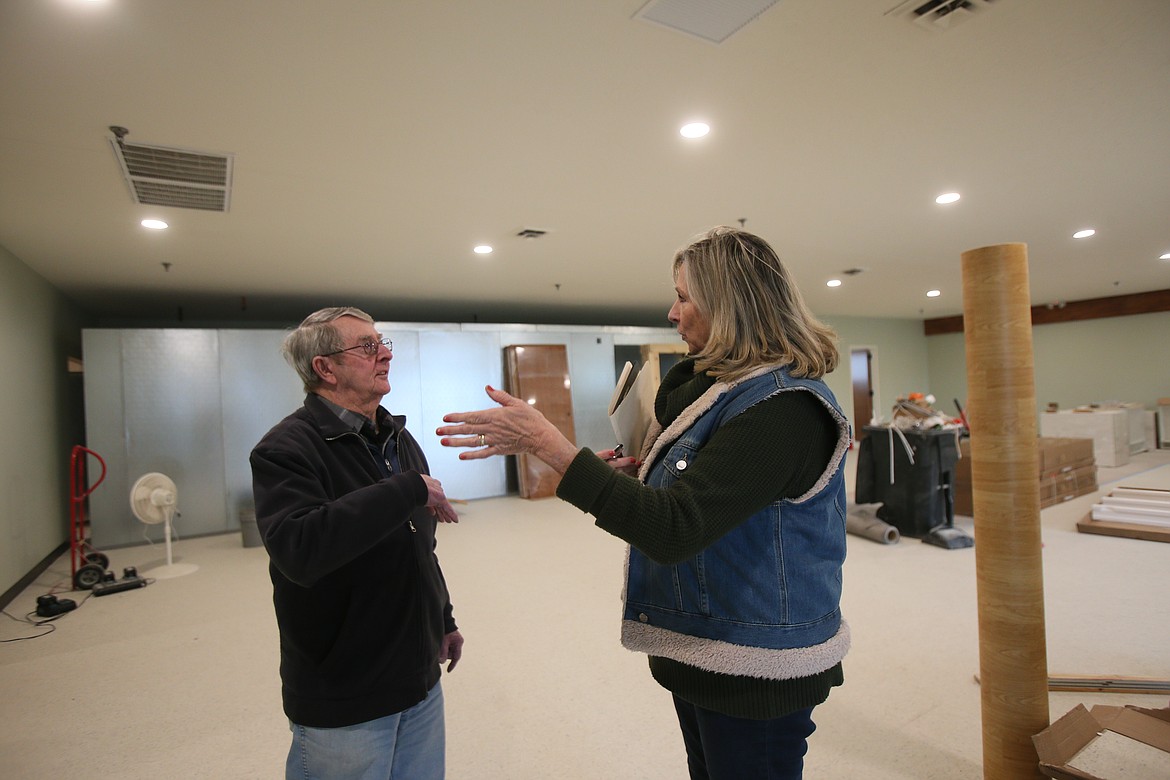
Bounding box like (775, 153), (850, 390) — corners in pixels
(633, 0), (781, 44)
(109, 135), (234, 212)
(887, 0), (996, 32)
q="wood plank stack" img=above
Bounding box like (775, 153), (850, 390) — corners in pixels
(1078, 487), (1170, 543)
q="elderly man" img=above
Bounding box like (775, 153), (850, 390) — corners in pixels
(251, 306), (463, 780)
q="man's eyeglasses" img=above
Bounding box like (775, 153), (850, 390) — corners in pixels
(321, 338), (392, 358)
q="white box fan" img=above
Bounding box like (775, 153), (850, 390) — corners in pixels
(130, 472), (198, 579)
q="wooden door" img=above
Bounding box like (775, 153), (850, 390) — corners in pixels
(851, 348), (874, 441)
(639, 343), (689, 388)
(503, 344), (576, 498)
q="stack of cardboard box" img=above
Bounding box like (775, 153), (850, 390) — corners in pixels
(952, 437), (1097, 516)
(1037, 437), (1098, 508)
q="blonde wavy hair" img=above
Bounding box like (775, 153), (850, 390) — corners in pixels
(673, 226), (838, 381)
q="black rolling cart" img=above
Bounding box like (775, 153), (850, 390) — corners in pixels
(855, 426), (972, 548)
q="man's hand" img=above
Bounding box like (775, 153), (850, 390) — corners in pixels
(439, 630), (464, 672)
(421, 474), (459, 523)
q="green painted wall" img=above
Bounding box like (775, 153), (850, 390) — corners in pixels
(824, 316), (933, 435)
(0, 244), (90, 595)
(927, 310), (1170, 420)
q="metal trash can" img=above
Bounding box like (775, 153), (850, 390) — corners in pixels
(239, 508), (263, 548)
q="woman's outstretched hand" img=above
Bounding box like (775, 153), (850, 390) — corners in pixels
(437, 385), (579, 474)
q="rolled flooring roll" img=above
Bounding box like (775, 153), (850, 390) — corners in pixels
(846, 505), (900, 544)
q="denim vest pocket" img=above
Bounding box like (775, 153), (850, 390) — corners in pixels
(658, 441), (699, 482)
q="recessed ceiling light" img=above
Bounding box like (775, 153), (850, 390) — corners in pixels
(1160, 252), (1170, 261)
(826, 279), (842, 288)
(473, 245), (493, 254)
(926, 290), (941, 298)
(935, 192), (960, 205)
(1072, 229), (1096, 239)
(141, 219), (168, 230)
(680, 122), (710, 139)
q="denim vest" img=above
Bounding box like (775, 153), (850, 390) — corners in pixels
(621, 364), (851, 680)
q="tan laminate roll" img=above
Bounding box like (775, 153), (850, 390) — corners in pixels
(960, 243), (1049, 779)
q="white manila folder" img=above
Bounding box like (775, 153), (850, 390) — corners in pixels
(608, 361), (655, 459)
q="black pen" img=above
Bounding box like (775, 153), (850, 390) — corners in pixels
(605, 444), (624, 462)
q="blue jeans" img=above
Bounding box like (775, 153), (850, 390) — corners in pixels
(672, 696), (816, 780)
(286, 681), (445, 780)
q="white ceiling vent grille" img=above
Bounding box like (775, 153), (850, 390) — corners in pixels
(886, 0), (997, 32)
(109, 131), (234, 212)
(633, 0), (781, 44)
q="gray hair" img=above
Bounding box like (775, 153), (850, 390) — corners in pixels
(282, 307), (375, 392)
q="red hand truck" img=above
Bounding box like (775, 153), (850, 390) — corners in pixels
(70, 445), (112, 590)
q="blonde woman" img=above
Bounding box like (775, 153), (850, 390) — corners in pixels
(439, 227), (850, 779)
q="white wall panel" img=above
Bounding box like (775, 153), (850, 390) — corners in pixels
(220, 330), (305, 526)
(83, 324), (682, 546)
(416, 330), (507, 500)
(569, 332), (618, 452)
(120, 330), (227, 546)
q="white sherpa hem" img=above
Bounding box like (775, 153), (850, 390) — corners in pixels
(620, 618), (851, 680)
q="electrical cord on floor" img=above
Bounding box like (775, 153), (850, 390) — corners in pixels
(1, 590), (95, 643)
(1, 608), (56, 641)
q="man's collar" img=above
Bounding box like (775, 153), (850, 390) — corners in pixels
(314, 394), (373, 433)
(311, 393), (402, 438)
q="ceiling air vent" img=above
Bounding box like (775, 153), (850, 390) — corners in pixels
(886, 0), (996, 32)
(108, 127), (234, 212)
(633, 0), (781, 44)
(516, 228), (548, 239)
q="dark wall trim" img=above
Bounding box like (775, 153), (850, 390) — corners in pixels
(923, 288), (1170, 336)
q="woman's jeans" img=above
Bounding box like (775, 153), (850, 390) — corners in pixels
(286, 681), (445, 780)
(673, 696), (816, 780)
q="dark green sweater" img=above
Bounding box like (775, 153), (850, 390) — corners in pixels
(557, 359), (844, 718)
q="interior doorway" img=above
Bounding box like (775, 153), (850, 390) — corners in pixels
(851, 348), (875, 440)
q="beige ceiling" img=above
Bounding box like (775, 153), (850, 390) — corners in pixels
(1, 0), (1168, 327)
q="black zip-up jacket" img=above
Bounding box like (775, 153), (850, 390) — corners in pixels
(250, 394), (457, 727)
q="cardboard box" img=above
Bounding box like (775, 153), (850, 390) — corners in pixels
(1038, 437), (1095, 476)
(955, 437), (1094, 478)
(1039, 464), (1098, 508)
(952, 438), (1097, 516)
(1040, 410), (1130, 467)
(1034, 704), (1170, 779)
(953, 439), (972, 516)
